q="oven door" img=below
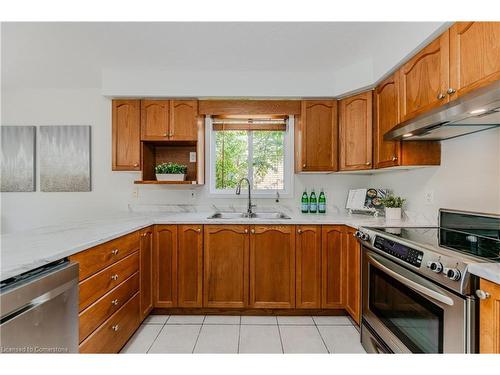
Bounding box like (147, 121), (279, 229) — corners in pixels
(362, 248), (467, 353)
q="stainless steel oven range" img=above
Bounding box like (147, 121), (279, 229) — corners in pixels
(355, 209), (500, 354)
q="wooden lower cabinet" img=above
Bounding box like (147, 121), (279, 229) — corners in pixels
(321, 226), (346, 309)
(139, 226), (153, 321)
(203, 225), (249, 308)
(249, 225), (296, 308)
(154, 225), (178, 308)
(295, 225), (321, 308)
(344, 227), (361, 325)
(479, 278), (500, 353)
(177, 224), (203, 307)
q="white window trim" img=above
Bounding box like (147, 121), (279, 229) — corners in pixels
(205, 115), (294, 198)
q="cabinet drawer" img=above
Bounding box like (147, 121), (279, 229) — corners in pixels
(79, 252), (139, 311)
(79, 272), (139, 342)
(70, 231), (140, 281)
(79, 292), (140, 353)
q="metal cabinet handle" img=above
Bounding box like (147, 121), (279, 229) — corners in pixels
(133, 163), (139, 167)
(250, 229), (255, 234)
(196, 228), (201, 233)
(111, 325), (119, 332)
(437, 93), (446, 100)
(244, 229), (248, 233)
(111, 274), (119, 281)
(111, 249), (119, 255)
(297, 229), (302, 234)
(392, 156), (398, 162)
(111, 299), (119, 306)
(365, 161), (371, 166)
(163, 133), (168, 137)
(476, 289), (491, 300)
(302, 164), (306, 168)
(447, 88), (456, 95)
(169, 132), (173, 137)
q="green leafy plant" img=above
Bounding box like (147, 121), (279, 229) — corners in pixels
(155, 162), (187, 175)
(380, 194), (406, 208)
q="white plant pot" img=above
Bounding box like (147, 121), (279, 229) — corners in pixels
(385, 207), (402, 221)
(156, 173), (186, 182)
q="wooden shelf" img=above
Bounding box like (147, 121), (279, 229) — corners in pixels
(134, 180), (200, 185)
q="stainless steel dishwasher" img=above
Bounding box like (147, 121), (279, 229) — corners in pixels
(0, 260), (79, 353)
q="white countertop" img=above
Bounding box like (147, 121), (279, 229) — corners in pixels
(1, 210), (497, 285)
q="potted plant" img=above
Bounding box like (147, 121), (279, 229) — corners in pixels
(155, 162), (187, 182)
(380, 194), (406, 221)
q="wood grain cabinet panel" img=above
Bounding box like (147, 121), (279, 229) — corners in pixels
(154, 225), (178, 308)
(295, 225), (321, 309)
(141, 100), (170, 140)
(249, 225), (295, 308)
(449, 22), (500, 99)
(112, 99), (141, 171)
(399, 31), (450, 122)
(297, 100), (338, 172)
(344, 227), (361, 325)
(321, 226), (345, 309)
(177, 224), (203, 307)
(339, 91), (372, 171)
(203, 225), (249, 308)
(169, 100), (198, 141)
(139, 226), (153, 320)
(479, 278), (500, 353)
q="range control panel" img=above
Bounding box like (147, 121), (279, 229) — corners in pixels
(373, 236), (424, 267)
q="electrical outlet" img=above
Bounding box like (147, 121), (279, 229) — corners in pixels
(189, 152), (197, 163)
(132, 187), (139, 199)
(424, 190), (434, 205)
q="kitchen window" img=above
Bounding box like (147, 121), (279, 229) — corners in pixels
(207, 115), (293, 197)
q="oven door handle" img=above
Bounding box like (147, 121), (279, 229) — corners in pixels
(367, 253), (455, 306)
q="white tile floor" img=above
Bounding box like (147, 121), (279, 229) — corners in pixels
(121, 315), (366, 354)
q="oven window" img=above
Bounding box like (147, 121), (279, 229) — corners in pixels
(369, 266), (444, 353)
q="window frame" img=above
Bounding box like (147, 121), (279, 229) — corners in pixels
(206, 115), (294, 198)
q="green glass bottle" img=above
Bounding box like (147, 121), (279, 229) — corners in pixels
(301, 190), (309, 213)
(309, 189), (317, 213)
(318, 188), (326, 213)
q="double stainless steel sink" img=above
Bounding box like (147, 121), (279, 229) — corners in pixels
(207, 212), (291, 220)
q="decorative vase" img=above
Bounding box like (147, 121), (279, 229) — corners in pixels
(156, 173), (186, 182)
(385, 207), (402, 221)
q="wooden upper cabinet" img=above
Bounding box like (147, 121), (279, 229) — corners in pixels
(344, 227), (361, 325)
(112, 100), (141, 171)
(141, 100), (169, 140)
(249, 225), (295, 308)
(169, 100), (198, 141)
(139, 226), (153, 320)
(449, 22), (500, 99)
(479, 278), (500, 353)
(339, 91), (373, 171)
(295, 225), (321, 309)
(177, 224), (203, 308)
(203, 225), (249, 308)
(321, 226), (345, 309)
(297, 100), (338, 172)
(399, 31), (450, 122)
(374, 73), (402, 169)
(154, 225), (177, 308)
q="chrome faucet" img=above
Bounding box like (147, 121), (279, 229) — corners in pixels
(236, 177), (256, 216)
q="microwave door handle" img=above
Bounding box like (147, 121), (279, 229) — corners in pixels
(367, 254), (455, 306)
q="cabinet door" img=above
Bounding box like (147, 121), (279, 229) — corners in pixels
(344, 227), (361, 325)
(178, 224), (203, 307)
(321, 226), (345, 309)
(249, 225), (295, 308)
(399, 31), (450, 122)
(450, 22), (500, 99)
(154, 225), (177, 308)
(295, 225), (321, 309)
(299, 100), (338, 172)
(479, 278), (500, 353)
(203, 225), (249, 308)
(339, 91), (373, 171)
(374, 73), (401, 169)
(169, 100), (198, 141)
(141, 100), (169, 140)
(139, 226), (153, 320)
(112, 100), (141, 171)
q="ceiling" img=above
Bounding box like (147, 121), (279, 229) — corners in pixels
(1, 22), (446, 92)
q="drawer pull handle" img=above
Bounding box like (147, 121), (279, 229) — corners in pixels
(476, 289), (491, 300)
(111, 274), (119, 281)
(111, 249), (119, 255)
(111, 299), (119, 306)
(111, 325), (119, 332)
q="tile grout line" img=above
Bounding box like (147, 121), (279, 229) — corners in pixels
(313, 316), (331, 354)
(191, 315), (206, 353)
(276, 317), (284, 354)
(145, 315), (170, 354)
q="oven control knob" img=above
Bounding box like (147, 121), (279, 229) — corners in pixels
(355, 231), (370, 241)
(427, 261), (443, 273)
(446, 268), (461, 281)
